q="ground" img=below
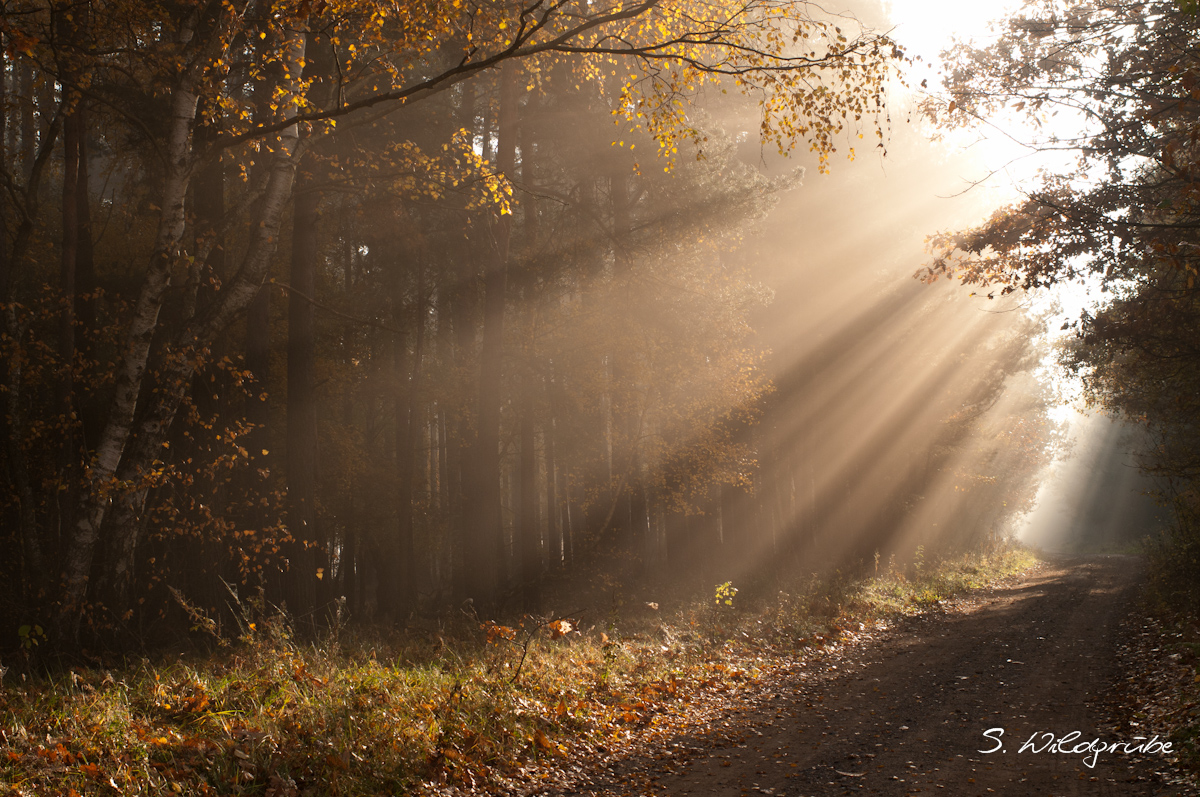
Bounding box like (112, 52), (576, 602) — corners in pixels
(513, 556), (1195, 797)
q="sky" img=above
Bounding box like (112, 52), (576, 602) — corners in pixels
(886, 0), (1017, 62)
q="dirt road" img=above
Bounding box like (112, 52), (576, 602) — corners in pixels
(564, 556), (1190, 797)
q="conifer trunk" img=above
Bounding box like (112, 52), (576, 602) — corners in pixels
(286, 183), (320, 619)
(465, 64), (517, 610)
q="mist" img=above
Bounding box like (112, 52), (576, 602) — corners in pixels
(1016, 410), (1167, 553)
(0, 0), (1116, 642)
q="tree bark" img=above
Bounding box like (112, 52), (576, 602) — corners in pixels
(286, 184), (320, 620)
(16, 61), (35, 179)
(59, 18), (305, 638)
(0, 40), (43, 588)
(0, 38), (8, 306)
(56, 106), (81, 546)
(518, 375), (540, 609)
(516, 94), (541, 609)
(58, 77), (202, 635)
(447, 83), (478, 604)
(465, 65), (517, 610)
(544, 373), (562, 569)
(75, 108), (95, 332)
(391, 258), (424, 615)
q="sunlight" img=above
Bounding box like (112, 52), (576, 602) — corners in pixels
(887, 0), (1093, 191)
(885, 0), (1019, 64)
(1014, 409), (1167, 552)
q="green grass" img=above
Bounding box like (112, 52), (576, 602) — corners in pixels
(0, 543), (1038, 796)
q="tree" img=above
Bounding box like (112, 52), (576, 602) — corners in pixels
(918, 0), (1200, 588)
(0, 0), (902, 643)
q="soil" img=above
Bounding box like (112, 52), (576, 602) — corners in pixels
(551, 555), (1196, 797)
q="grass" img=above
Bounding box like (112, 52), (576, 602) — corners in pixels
(0, 543), (1038, 796)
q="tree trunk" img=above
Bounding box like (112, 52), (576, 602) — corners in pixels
(544, 376), (562, 569)
(446, 83), (478, 604)
(392, 259), (424, 615)
(75, 109), (95, 332)
(2, 104), (62, 588)
(286, 184), (320, 620)
(59, 88), (200, 634)
(465, 65), (518, 611)
(58, 109), (79, 404)
(607, 168), (637, 553)
(16, 61), (35, 179)
(56, 107), (81, 550)
(0, 38), (7, 306)
(518, 377), (540, 610)
(0, 40), (43, 589)
(60, 21), (307, 639)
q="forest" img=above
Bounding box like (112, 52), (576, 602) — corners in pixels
(4, 0), (1200, 793)
(0, 0), (1069, 654)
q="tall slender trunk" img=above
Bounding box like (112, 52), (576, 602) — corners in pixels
(56, 107), (81, 543)
(518, 373), (539, 610)
(392, 259), (424, 615)
(544, 374), (561, 568)
(60, 18), (304, 638)
(286, 184), (320, 620)
(448, 257), (474, 600)
(448, 84), (478, 603)
(0, 40), (42, 587)
(2, 100), (60, 594)
(607, 168), (637, 552)
(563, 463), (575, 566)
(75, 109), (95, 332)
(17, 62), (35, 178)
(2, 103), (62, 584)
(516, 95), (541, 609)
(58, 111), (79, 388)
(0, 38), (8, 307)
(466, 65), (517, 610)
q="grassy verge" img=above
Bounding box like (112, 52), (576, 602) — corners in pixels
(0, 544), (1037, 796)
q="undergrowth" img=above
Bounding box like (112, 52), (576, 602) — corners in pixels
(0, 543), (1037, 796)
(1141, 529), (1200, 779)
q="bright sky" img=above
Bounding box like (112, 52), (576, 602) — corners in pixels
(885, 0), (1093, 185)
(884, 0), (1018, 63)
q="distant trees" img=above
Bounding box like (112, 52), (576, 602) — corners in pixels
(0, 0), (907, 646)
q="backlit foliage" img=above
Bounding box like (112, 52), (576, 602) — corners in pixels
(0, 0), (902, 642)
(919, 0), (1200, 595)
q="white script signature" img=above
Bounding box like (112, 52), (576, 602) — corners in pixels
(979, 727), (1173, 769)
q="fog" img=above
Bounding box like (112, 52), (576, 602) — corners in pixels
(672, 0), (1157, 585)
(1016, 410), (1168, 553)
(0, 0), (1153, 639)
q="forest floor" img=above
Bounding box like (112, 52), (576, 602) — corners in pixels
(3, 552), (1198, 796)
(489, 556), (1199, 797)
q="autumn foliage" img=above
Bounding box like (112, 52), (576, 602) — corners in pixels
(0, 0), (914, 649)
(919, 0), (1200, 600)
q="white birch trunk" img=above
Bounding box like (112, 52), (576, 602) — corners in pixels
(58, 14), (305, 637)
